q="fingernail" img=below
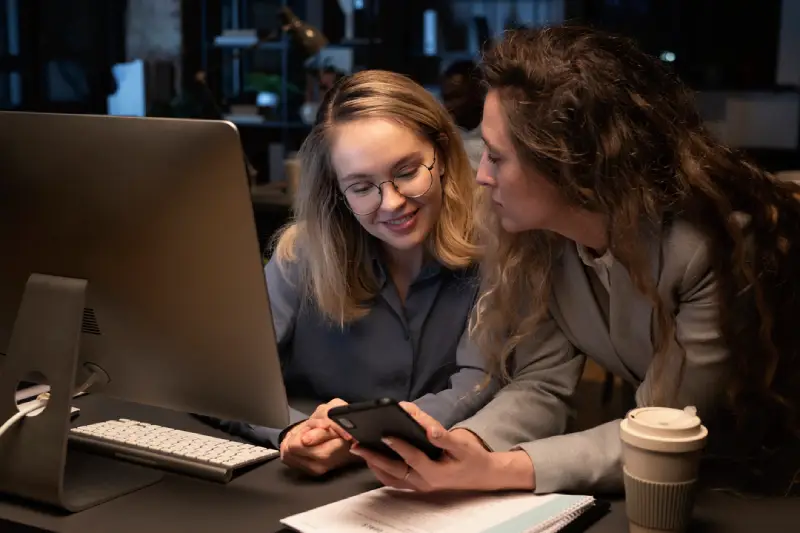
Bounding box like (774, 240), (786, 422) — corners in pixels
(350, 448), (361, 456)
(381, 437), (393, 446)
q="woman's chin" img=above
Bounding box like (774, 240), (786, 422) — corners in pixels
(380, 230), (427, 251)
(499, 215), (523, 234)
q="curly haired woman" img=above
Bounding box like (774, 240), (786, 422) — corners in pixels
(352, 26), (800, 496)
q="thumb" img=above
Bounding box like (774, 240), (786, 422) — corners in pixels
(309, 414), (353, 441)
(399, 401), (447, 439)
(429, 428), (478, 460)
(311, 398), (348, 420)
(302, 427), (337, 446)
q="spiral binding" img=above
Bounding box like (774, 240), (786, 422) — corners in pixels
(524, 496), (595, 533)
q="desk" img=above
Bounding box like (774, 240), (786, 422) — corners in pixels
(0, 396), (797, 533)
(251, 182), (292, 209)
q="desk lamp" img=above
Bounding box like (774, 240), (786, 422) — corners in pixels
(279, 7), (329, 58)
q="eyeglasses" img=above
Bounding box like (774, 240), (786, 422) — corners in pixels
(341, 153), (436, 216)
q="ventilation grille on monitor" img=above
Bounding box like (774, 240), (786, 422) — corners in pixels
(82, 308), (101, 335)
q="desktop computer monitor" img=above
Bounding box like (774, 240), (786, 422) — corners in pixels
(0, 111), (290, 509)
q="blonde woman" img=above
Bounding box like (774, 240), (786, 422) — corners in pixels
(213, 70), (490, 477)
(352, 27), (800, 496)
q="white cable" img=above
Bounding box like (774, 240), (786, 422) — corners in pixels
(0, 396), (49, 439)
(0, 365), (101, 440)
(74, 367), (100, 396)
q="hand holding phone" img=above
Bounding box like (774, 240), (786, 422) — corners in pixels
(327, 398), (443, 461)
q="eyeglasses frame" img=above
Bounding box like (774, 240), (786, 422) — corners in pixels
(340, 152), (438, 216)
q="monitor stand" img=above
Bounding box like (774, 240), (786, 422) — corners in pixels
(0, 273), (163, 512)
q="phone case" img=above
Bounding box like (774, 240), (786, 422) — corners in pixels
(328, 398), (443, 460)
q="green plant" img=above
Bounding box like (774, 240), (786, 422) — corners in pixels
(244, 73), (301, 98)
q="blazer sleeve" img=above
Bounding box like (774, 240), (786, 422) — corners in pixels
(452, 315), (586, 453)
(514, 243), (730, 494)
(414, 329), (496, 429)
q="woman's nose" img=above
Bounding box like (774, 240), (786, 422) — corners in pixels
(379, 182), (406, 211)
(476, 153), (496, 187)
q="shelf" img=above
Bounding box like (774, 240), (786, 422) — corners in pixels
(338, 38), (383, 46)
(214, 34), (286, 50)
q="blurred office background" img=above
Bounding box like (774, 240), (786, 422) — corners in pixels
(1, 0), (798, 418)
(1, 0), (797, 179)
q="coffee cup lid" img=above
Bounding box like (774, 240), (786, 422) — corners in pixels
(620, 406), (708, 453)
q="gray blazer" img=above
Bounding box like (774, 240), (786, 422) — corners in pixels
(456, 219), (731, 494)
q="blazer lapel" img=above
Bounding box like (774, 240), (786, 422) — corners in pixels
(551, 244), (622, 372)
(608, 224), (663, 381)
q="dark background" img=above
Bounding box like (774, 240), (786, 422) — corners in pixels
(0, 0), (797, 175)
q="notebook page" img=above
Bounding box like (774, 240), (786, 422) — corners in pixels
(281, 488), (591, 533)
(481, 495), (594, 533)
(531, 497), (596, 533)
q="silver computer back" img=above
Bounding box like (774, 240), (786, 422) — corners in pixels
(0, 111), (289, 428)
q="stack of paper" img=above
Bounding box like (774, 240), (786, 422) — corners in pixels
(281, 487), (598, 533)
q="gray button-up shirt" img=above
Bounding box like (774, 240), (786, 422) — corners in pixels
(210, 254), (490, 447)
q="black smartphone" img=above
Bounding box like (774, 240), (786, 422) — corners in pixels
(327, 398), (443, 461)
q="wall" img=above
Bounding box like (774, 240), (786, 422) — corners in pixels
(121, 0), (182, 112)
(125, 0), (182, 62)
(777, 0), (800, 87)
(699, 0), (799, 152)
(699, 91), (799, 150)
(450, 0), (565, 52)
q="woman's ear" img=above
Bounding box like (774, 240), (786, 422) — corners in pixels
(436, 150), (446, 177)
(435, 135), (449, 176)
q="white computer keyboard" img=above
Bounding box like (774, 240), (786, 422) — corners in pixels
(70, 418), (279, 483)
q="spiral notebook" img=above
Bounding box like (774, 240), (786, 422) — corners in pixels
(280, 487), (605, 533)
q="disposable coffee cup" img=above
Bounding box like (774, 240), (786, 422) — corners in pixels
(620, 406), (708, 533)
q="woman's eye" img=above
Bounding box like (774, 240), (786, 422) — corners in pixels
(395, 169), (417, 179)
(487, 154), (500, 164)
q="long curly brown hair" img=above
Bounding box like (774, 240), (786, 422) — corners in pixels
(472, 26), (800, 451)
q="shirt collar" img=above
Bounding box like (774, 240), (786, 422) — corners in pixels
(575, 242), (615, 269)
(370, 248), (444, 288)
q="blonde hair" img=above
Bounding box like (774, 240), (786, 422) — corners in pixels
(273, 70), (478, 325)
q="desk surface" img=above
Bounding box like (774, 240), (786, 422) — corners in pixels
(251, 182), (293, 208)
(0, 396), (797, 533)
